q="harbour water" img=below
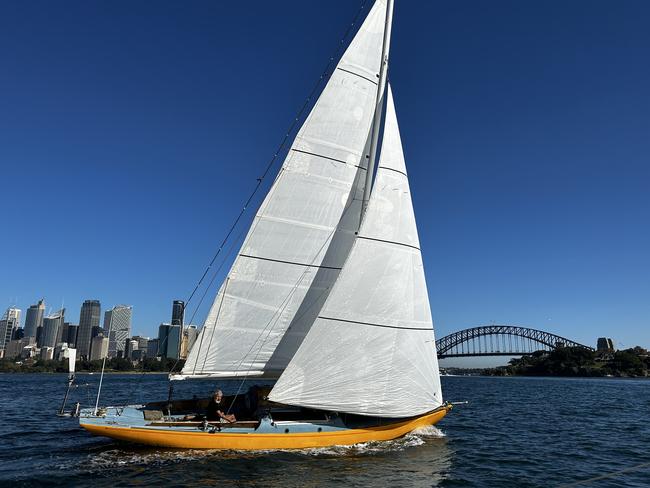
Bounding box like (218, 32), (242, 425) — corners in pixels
(1, 373), (648, 487)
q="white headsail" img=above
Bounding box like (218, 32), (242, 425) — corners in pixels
(179, 0), (389, 379)
(269, 86), (443, 417)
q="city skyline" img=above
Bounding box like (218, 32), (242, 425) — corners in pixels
(1, 0), (648, 349)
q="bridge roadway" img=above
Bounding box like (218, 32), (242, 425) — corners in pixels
(435, 325), (593, 359)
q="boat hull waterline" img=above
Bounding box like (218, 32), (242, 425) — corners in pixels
(80, 405), (450, 450)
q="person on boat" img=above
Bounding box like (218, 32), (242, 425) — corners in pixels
(206, 389), (236, 423)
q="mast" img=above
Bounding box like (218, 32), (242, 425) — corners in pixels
(361, 0), (394, 221)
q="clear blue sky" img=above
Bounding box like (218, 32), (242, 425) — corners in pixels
(1, 0), (648, 350)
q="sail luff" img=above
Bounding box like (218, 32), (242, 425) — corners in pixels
(268, 85), (443, 417)
(180, 0), (389, 380)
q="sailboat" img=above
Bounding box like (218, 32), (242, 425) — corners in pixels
(80, 0), (451, 449)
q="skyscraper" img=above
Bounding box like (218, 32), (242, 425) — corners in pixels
(65, 323), (79, 347)
(171, 300), (185, 326)
(41, 309), (65, 348)
(104, 305), (132, 358)
(23, 299), (45, 338)
(76, 300), (101, 359)
(0, 307), (21, 353)
(157, 323), (181, 359)
(90, 335), (109, 361)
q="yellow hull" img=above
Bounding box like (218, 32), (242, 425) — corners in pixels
(81, 406), (450, 450)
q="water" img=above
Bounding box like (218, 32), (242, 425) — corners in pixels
(1, 374), (649, 487)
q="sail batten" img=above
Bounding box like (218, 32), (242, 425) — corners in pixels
(268, 85), (443, 417)
(180, 0), (389, 379)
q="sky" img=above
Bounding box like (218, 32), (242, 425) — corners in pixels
(1, 0), (648, 359)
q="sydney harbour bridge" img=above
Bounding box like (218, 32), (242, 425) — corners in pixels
(435, 325), (593, 359)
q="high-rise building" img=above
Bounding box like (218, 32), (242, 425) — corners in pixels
(146, 338), (159, 357)
(132, 335), (149, 350)
(65, 323), (79, 347)
(23, 299), (45, 338)
(90, 335), (109, 361)
(157, 323), (181, 359)
(104, 305), (132, 358)
(77, 300), (101, 359)
(180, 325), (199, 359)
(124, 339), (139, 360)
(171, 300), (185, 326)
(0, 307), (21, 353)
(41, 309), (65, 348)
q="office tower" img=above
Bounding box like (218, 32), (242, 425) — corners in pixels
(104, 305), (132, 358)
(0, 307), (21, 353)
(12, 327), (24, 340)
(124, 339), (138, 360)
(64, 323), (78, 347)
(41, 309), (65, 348)
(77, 300), (101, 359)
(24, 299), (45, 338)
(90, 335), (109, 361)
(5, 337), (35, 359)
(132, 336), (149, 351)
(171, 300), (185, 326)
(146, 339), (159, 357)
(157, 323), (181, 359)
(180, 325), (199, 359)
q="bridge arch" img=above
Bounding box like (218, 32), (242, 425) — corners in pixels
(435, 325), (593, 359)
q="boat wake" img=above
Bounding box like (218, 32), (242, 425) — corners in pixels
(79, 426), (447, 470)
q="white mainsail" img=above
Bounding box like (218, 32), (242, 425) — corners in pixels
(269, 86), (443, 417)
(180, 0), (389, 379)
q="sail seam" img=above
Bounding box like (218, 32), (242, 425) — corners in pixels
(291, 148), (367, 170)
(378, 166), (407, 177)
(356, 235), (420, 251)
(336, 67), (378, 85)
(319, 315), (432, 331)
(239, 254), (343, 270)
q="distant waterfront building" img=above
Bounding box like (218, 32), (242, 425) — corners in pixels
(5, 337), (36, 359)
(0, 307), (21, 353)
(157, 323), (181, 359)
(90, 335), (109, 361)
(147, 339), (159, 357)
(124, 339), (139, 360)
(132, 349), (146, 361)
(180, 325), (199, 359)
(41, 309), (65, 348)
(91, 325), (103, 340)
(132, 336), (149, 351)
(104, 305), (132, 358)
(41, 346), (54, 360)
(65, 323), (79, 347)
(76, 300), (101, 359)
(23, 299), (45, 338)
(171, 300), (185, 326)
(597, 337), (615, 353)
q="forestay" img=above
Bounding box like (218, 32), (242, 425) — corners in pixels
(269, 86), (443, 417)
(179, 0), (389, 379)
